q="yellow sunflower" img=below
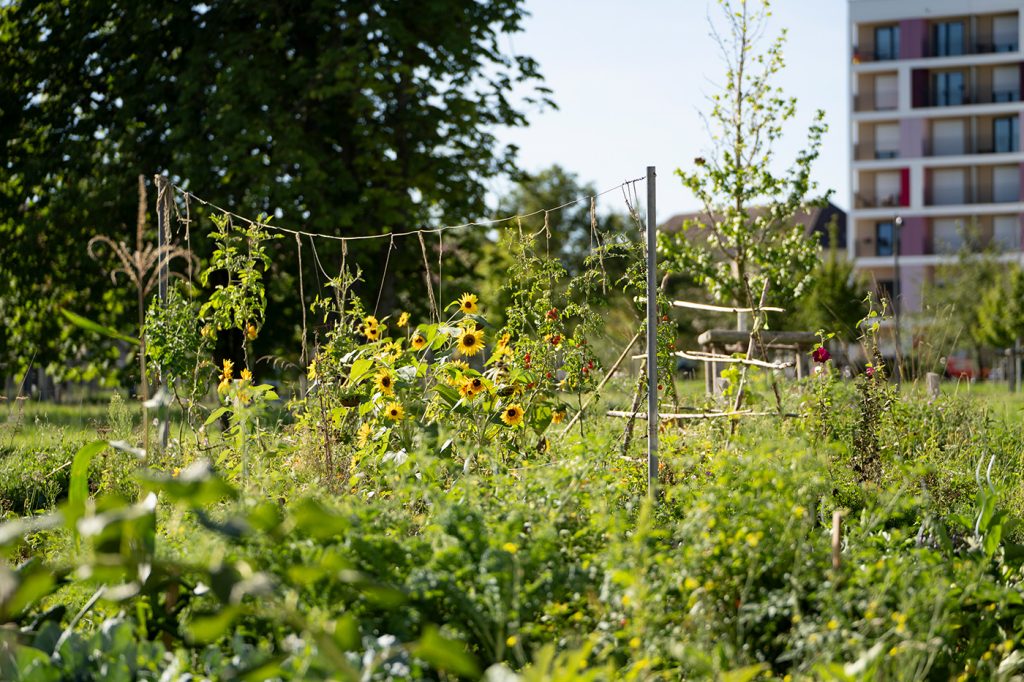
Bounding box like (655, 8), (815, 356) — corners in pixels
(363, 315), (379, 328)
(500, 403), (525, 427)
(411, 334), (428, 350)
(375, 370), (395, 396)
(384, 401), (405, 421)
(449, 359), (469, 373)
(497, 333), (511, 349)
(397, 311), (410, 327)
(356, 422), (373, 447)
(364, 325), (381, 341)
(457, 292), (479, 315)
(457, 328), (485, 357)
(460, 376), (485, 398)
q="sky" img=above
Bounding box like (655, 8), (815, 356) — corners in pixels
(494, 0), (849, 220)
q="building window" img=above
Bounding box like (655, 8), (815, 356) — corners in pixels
(876, 221), (895, 256)
(932, 71), (964, 106)
(875, 26), (900, 60)
(994, 116), (1019, 153)
(933, 21), (965, 57)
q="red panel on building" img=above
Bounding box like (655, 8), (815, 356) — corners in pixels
(900, 168), (910, 206)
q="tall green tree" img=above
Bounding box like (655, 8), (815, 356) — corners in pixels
(657, 0), (827, 313)
(0, 0), (551, 381)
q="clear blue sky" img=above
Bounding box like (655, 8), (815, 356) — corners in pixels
(494, 0), (849, 220)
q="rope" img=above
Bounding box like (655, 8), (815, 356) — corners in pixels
(418, 231), (440, 324)
(168, 176), (645, 246)
(373, 234), (395, 318)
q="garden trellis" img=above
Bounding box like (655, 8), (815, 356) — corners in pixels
(152, 168), (664, 494)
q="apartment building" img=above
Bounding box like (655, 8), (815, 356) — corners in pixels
(849, 0), (1023, 313)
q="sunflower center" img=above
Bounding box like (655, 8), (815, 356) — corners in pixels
(465, 335), (476, 346)
(507, 408), (516, 416)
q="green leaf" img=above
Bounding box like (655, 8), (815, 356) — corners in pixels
(205, 406), (231, 426)
(413, 626), (480, 679)
(722, 664), (769, 682)
(138, 461), (238, 506)
(347, 357), (375, 386)
(69, 441), (109, 517)
(60, 309), (139, 345)
(188, 606), (241, 644)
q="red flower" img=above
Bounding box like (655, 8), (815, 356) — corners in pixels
(550, 334), (561, 346)
(546, 307), (559, 320)
(812, 346), (831, 363)
(866, 366), (876, 377)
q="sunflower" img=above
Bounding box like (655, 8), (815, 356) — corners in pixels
(449, 359), (469, 373)
(457, 328), (484, 357)
(220, 359), (234, 381)
(397, 311), (410, 327)
(411, 334), (427, 350)
(356, 422), (373, 447)
(497, 333), (511, 349)
(552, 410), (567, 424)
(500, 403), (525, 427)
(363, 325), (381, 341)
(460, 376), (485, 398)
(384, 402), (405, 421)
(375, 370), (395, 395)
(363, 315), (379, 329)
(457, 292), (479, 315)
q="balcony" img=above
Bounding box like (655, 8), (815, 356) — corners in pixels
(925, 185), (1021, 206)
(853, 142), (900, 161)
(921, 86), (1021, 108)
(854, 91), (900, 112)
(855, 191), (903, 209)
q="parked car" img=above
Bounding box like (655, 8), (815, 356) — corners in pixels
(944, 351), (989, 380)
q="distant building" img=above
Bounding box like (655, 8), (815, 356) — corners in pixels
(849, 0), (1023, 313)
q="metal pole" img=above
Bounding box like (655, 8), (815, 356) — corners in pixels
(154, 174), (169, 449)
(645, 166), (659, 496)
(893, 215), (903, 385)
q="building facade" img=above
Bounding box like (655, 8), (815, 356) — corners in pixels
(849, 0), (1023, 313)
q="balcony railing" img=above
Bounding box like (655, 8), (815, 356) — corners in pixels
(855, 192), (903, 209)
(925, 186), (1021, 206)
(854, 41), (1020, 62)
(922, 87), (1021, 107)
(854, 91), (900, 112)
(853, 143), (901, 160)
(925, 137), (1005, 156)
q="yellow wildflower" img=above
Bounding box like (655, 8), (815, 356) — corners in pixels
(457, 328), (484, 357)
(375, 370), (395, 396)
(220, 358), (234, 381)
(501, 403), (524, 427)
(552, 410), (567, 424)
(363, 325), (381, 341)
(506, 635), (518, 647)
(384, 402), (404, 421)
(457, 292), (479, 315)
(363, 315), (379, 329)
(356, 422), (372, 447)
(240, 368), (253, 382)
(502, 542), (518, 554)
(307, 359), (317, 380)
(411, 334), (427, 351)
(397, 311), (410, 327)
(245, 323), (258, 340)
(497, 332), (511, 349)
(460, 376), (486, 398)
